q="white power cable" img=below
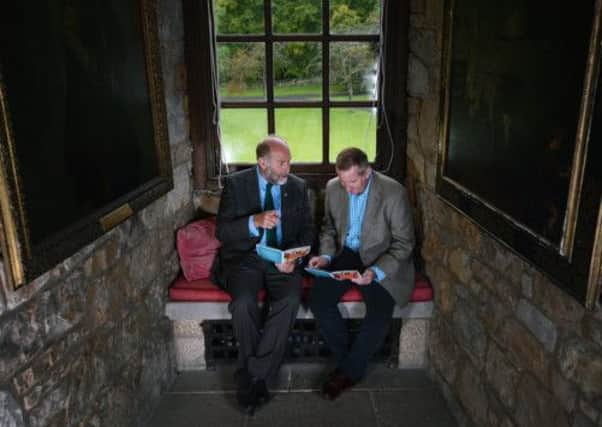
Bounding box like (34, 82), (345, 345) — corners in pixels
(375, 0), (396, 174)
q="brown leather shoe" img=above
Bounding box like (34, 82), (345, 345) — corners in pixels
(321, 370), (356, 401)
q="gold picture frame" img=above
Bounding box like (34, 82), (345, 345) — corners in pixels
(437, 0), (602, 307)
(0, 0), (173, 289)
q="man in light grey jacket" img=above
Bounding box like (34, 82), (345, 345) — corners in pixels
(308, 147), (415, 400)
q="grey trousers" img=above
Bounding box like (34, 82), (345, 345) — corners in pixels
(225, 253), (302, 381)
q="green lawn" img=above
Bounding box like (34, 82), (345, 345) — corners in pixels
(220, 107), (377, 163)
(219, 85), (377, 163)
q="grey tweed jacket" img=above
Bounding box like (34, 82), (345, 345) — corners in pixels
(318, 172), (415, 306)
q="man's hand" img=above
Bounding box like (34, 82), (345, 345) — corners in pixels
(275, 261), (295, 273)
(352, 268), (375, 286)
(308, 255), (329, 269)
(254, 210), (279, 229)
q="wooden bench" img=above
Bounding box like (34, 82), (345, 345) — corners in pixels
(165, 272), (434, 370)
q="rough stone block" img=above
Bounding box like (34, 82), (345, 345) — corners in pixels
(584, 314), (602, 349)
(533, 273), (584, 325)
(514, 374), (569, 427)
(398, 318), (429, 368)
(174, 336), (206, 371)
(551, 369), (577, 414)
(487, 391), (515, 427)
(456, 359), (489, 426)
(416, 97), (439, 161)
(171, 140), (193, 168)
(166, 164), (193, 216)
(27, 379), (70, 427)
(452, 303), (487, 367)
(478, 288), (511, 336)
(408, 54), (429, 97)
(426, 263), (456, 315)
(579, 398), (599, 423)
(406, 145), (426, 187)
(485, 342), (519, 410)
(520, 272), (534, 299)
(157, 0), (184, 41)
(410, 29), (438, 66)
(573, 411), (598, 427)
(498, 319), (550, 387)
(0, 390), (25, 427)
(427, 319), (461, 384)
(173, 321), (205, 370)
(448, 247), (473, 284)
(408, 97), (421, 115)
(558, 336), (602, 399)
(516, 299), (557, 352)
(174, 320), (203, 338)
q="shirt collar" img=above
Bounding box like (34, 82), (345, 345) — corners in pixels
(256, 166), (269, 191)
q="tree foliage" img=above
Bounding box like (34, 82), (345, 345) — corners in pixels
(215, 0), (379, 96)
(215, 0), (263, 34)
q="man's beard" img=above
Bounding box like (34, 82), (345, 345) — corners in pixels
(266, 166), (288, 185)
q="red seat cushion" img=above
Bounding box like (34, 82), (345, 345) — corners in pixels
(169, 272), (433, 303)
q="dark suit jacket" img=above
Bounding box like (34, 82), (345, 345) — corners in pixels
(211, 167), (314, 286)
(319, 172), (415, 306)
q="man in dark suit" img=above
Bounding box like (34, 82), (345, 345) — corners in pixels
(308, 147), (415, 400)
(212, 136), (313, 414)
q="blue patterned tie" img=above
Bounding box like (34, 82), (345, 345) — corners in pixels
(264, 183), (277, 247)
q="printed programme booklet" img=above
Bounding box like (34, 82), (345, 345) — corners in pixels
(256, 244), (311, 264)
(304, 268), (361, 281)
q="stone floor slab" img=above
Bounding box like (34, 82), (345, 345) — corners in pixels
(356, 366), (437, 390)
(170, 368), (238, 393)
(247, 391), (377, 427)
(371, 389), (458, 427)
(148, 394), (244, 427)
(150, 366), (457, 427)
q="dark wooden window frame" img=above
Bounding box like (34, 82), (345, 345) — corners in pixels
(184, 0), (408, 188)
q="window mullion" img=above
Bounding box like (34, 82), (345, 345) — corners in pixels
(265, 0), (275, 134)
(322, 0), (330, 164)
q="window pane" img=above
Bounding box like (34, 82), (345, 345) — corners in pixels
(272, 0), (321, 34)
(274, 42), (322, 101)
(330, 42), (378, 101)
(215, 0), (264, 35)
(217, 43), (265, 101)
(275, 109), (322, 162)
(220, 109), (267, 163)
(330, 0), (380, 34)
(329, 108), (376, 162)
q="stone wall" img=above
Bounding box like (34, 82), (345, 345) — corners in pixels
(0, 1), (195, 426)
(407, 1), (602, 426)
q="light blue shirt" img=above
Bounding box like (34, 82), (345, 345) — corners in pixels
(322, 172), (385, 282)
(345, 176), (372, 251)
(248, 166), (283, 246)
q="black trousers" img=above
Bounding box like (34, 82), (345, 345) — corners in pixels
(224, 252), (302, 381)
(310, 247), (395, 382)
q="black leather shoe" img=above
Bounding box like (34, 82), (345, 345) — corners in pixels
(236, 376), (271, 415)
(235, 370), (258, 415)
(321, 370), (356, 401)
(236, 385), (258, 415)
(253, 379), (271, 405)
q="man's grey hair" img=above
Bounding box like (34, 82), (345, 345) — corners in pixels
(256, 135), (288, 159)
